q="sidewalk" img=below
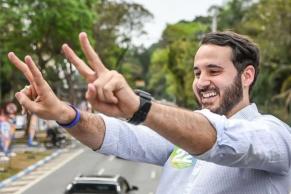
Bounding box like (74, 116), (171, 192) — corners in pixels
(0, 143), (80, 194)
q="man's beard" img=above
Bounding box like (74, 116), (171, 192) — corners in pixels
(196, 74), (243, 115)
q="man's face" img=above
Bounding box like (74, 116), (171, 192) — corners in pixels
(193, 44), (243, 115)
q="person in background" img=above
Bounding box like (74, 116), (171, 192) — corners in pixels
(8, 31), (291, 193)
(5, 102), (17, 157)
(27, 114), (39, 147)
(0, 108), (11, 161)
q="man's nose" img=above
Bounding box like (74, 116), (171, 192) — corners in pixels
(196, 74), (211, 89)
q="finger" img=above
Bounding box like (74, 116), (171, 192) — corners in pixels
(79, 32), (108, 75)
(18, 88), (27, 114)
(27, 85), (37, 100)
(24, 56), (47, 91)
(21, 85), (32, 97)
(21, 107), (27, 115)
(20, 85), (35, 101)
(8, 52), (34, 84)
(103, 78), (118, 104)
(86, 83), (98, 106)
(85, 86), (121, 117)
(8, 53), (38, 98)
(15, 92), (39, 114)
(92, 72), (115, 103)
(62, 44), (96, 82)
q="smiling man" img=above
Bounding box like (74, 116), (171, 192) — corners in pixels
(9, 31), (291, 194)
(193, 37), (255, 117)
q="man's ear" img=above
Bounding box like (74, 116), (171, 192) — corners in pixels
(242, 65), (255, 88)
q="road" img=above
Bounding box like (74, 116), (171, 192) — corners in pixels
(22, 145), (162, 194)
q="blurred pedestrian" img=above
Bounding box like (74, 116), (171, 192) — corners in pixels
(27, 114), (39, 147)
(0, 108), (11, 161)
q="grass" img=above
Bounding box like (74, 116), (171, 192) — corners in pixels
(0, 150), (52, 181)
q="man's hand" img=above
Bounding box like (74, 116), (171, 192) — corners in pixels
(62, 32), (139, 119)
(8, 53), (75, 124)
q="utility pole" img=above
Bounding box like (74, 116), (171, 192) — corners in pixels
(209, 5), (219, 32)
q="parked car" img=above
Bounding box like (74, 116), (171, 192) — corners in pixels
(64, 174), (138, 194)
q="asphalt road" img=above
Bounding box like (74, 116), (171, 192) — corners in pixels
(22, 145), (162, 194)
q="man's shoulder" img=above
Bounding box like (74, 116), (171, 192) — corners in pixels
(254, 113), (290, 131)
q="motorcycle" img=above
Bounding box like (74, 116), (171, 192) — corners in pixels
(44, 127), (71, 149)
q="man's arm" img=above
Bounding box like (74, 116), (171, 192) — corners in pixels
(144, 102), (217, 155)
(66, 111), (106, 150)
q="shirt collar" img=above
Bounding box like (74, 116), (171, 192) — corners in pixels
(230, 103), (261, 121)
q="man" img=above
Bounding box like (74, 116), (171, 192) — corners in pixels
(8, 31), (291, 193)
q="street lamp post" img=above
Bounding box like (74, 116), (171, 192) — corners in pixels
(209, 5), (219, 32)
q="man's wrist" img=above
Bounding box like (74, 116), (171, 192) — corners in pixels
(56, 103), (77, 124)
(128, 90), (152, 125)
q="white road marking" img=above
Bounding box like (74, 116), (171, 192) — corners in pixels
(14, 149), (84, 194)
(98, 168), (105, 175)
(150, 170), (156, 179)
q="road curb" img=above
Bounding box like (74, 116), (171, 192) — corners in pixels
(0, 149), (63, 189)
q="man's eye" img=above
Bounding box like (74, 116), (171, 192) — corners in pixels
(194, 72), (200, 77)
(210, 71), (220, 75)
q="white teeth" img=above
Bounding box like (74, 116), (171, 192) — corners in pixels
(202, 92), (217, 98)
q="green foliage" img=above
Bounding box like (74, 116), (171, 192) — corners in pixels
(93, 0), (153, 69)
(0, 0), (152, 104)
(0, 0), (98, 103)
(148, 20), (207, 108)
(148, 48), (169, 97)
(282, 76), (291, 92)
(270, 66), (291, 93)
(216, 0), (253, 31)
(162, 22), (207, 44)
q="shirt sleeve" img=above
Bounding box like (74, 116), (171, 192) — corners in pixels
(194, 109), (291, 175)
(97, 114), (174, 166)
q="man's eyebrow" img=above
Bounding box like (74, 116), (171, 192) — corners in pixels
(193, 64), (223, 71)
(207, 64), (223, 69)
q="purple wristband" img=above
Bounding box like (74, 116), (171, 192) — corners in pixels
(57, 105), (81, 128)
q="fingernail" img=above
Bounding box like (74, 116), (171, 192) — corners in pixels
(80, 32), (87, 38)
(7, 52), (14, 57)
(15, 92), (20, 98)
(15, 92), (22, 102)
(24, 55), (31, 61)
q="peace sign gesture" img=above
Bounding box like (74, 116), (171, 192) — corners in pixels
(8, 53), (76, 123)
(62, 32), (139, 119)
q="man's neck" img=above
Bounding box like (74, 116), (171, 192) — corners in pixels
(226, 100), (250, 118)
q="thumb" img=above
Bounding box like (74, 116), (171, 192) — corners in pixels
(15, 92), (39, 113)
(85, 83), (96, 101)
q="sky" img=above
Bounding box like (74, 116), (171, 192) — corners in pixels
(124, 0), (226, 47)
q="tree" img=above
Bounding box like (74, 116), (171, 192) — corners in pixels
(148, 19), (209, 108)
(241, 0), (291, 122)
(93, 0), (153, 72)
(0, 0), (98, 104)
(215, 0), (253, 31)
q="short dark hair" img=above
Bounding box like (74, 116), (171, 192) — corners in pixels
(201, 31), (260, 92)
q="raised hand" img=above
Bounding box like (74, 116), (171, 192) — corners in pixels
(8, 53), (75, 123)
(62, 32), (139, 119)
